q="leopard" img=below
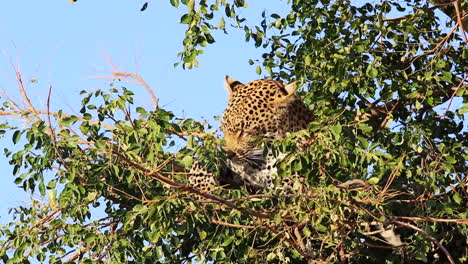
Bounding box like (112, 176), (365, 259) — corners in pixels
(220, 76), (313, 189)
(189, 75), (313, 191)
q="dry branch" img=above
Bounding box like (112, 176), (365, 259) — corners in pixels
(93, 72), (158, 109)
(390, 216), (468, 224)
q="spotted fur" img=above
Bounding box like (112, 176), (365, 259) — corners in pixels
(187, 162), (219, 193)
(189, 76), (312, 191)
(222, 76), (312, 156)
(221, 76), (312, 189)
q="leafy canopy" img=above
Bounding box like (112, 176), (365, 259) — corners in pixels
(1, 0), (467, 263)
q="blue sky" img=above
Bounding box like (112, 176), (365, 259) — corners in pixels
(0, 0), (289, 224)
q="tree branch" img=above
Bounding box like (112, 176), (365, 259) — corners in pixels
(112, 151), (275, 220)
(390, 216), (468, 224)
(357, 75), (467, 125)
(392, 221), (456, 264)
(428, 0), (468, 31)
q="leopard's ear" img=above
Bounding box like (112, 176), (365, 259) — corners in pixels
(224, 75), (243, 94)
(270, 81), (297, 104)
(284, 82), (297, 95)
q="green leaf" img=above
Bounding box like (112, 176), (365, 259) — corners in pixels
(61, 116), (78, 127)
(12, 130), (22, 144)
(358, 137), (368, 149)
(256, 65), (262, 75)
(86, 192), (97, 202)
(140, 2), (148, 11)
(170, 0), (179, 8)
(435, 59), (446, 68)
(180, 14), (193, 24)
(441, 71), (452, 82)
(48, 189), (57, 207)
(315, 224), (327, 233)
(359, 123), (373, 133)
(83, 113), (92, 120)
(222, 236), (234, 246)
(136, 107), (147, 115)
(225, 5), (232, 17)
(330, 124), (342, 140)
(234, 0), (245, 7)
(368, 177), (380, 184)
(187, 135), (194, 148)
(39, 181), (46, 196)
(453, 192), (462, 205)
(415, 100), (421, 110)
(14, 177), (22, 184)
(181, 155), (193, 168)
(95, 140), (107, 150)
(292, 159), (302, 171)
(356, 45), (365, 52)
(458, 103), (468, 114)
(366, 65), (378, 78)
(85, 233), (97, 243)
(274, 214), (281, 224)
(199, 230), (207, 240)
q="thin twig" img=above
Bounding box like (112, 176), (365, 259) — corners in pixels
(93, 72), (158, 109)
(101, 181), (144, 202)
(454, 0), (468, 45)
(46, 86), (69, 170)
(436, 74), (467, 118)
(14, 67), (39, 117)
(210, 219), (256, 229)
(426, 23), (458, 54)
(379, 153), (406, 197)
(293, 227), (307, 253)
(264, 224), (313, 260)
(228, 193), (318, 202)
(387, 198), (430, 203)
(359, 241), (399, 249)
(319, 236), (329, 259)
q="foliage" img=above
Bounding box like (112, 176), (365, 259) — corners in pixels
(1, 0), (467, 263)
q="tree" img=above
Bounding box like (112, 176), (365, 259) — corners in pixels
(1, 0), (467, 263)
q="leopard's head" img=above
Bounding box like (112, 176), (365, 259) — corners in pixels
(221, 76), (312, 156)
